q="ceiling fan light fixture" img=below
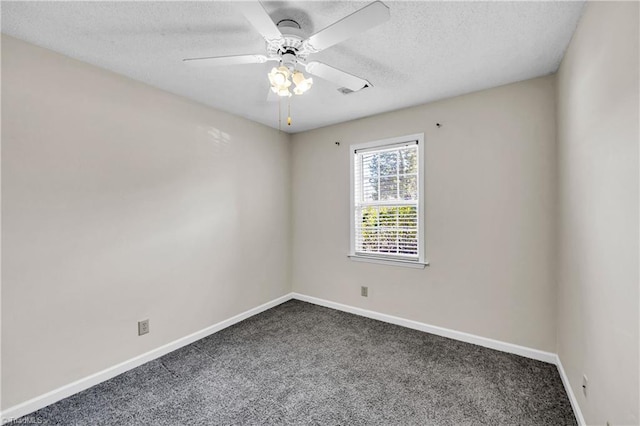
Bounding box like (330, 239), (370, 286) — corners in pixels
(294, 76), (313, 95)
(268, 66), (296, 95)
(277, 66), (290, 81)
(268, 68), (284, 86)
(292, 71), (305, 85)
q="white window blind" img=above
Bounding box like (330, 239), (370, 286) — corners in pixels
(352, 138), (421, 262)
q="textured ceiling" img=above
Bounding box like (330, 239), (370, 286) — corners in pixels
(1, 1), (584, 133)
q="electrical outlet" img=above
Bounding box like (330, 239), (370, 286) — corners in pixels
(138, 319), (149, 336)
(582, 374), (588, 397)
(361, 286), (368, 297)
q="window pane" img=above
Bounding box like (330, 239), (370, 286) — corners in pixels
(399, 148), (418, 175)
(357, 207), (378, 252)
(379, 207), (397, 226)
(362, 153), (379, 178)
(399, 175), (417, 200)
(379, 176), (398, 200)
(379, 151), (398, 177)
(379, 228), (398, 253)
(398, 229), (418, 255)
(398, 206), (417, 228)
(361, 229), (378, 252)
(363, 177), (378, 201)
(360, 206), (378, 226)
(355, 204), (418, 258)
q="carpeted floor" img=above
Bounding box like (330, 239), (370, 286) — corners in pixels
(14, 300), (576, 425)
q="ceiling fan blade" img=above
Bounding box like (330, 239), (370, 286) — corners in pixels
(304, 1), (390, 53)
(305, 61), (371, 92)
(183, 54), (268, 67)
(235, 2), (282, 43)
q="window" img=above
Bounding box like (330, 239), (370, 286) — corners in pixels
(349, 134), (427, 268)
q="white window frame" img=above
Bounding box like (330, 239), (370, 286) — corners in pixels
(349, 133), (428, 269)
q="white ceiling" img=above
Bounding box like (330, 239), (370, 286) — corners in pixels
(2, 1), (584, 133)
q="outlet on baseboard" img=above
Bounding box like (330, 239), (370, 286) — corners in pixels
(361, 286), (368, 297)
(138, 319), (149, 336)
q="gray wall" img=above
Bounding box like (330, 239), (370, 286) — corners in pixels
(556, 2), (639, 424)
(1, 35), (292, 409)
(291, 76), (558, 353)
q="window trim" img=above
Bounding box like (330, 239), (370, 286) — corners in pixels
(349, 133), (428, 268)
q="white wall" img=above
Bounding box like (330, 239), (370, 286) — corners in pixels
(556, 2), (639, 424)
(1, 35), (291, 409)
(291, 76), (558, 353)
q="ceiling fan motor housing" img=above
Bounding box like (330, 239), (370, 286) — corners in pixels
(266, 18), (310, 65)
(281, 50), (298, 69)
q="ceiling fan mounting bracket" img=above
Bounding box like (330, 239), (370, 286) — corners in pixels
(276, 19), (301, 30)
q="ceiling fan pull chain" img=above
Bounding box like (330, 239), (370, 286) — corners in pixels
(278, 95), (282, 132)
(287, 96), (292, 126)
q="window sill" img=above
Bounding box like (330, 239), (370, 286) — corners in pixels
(347, 255), (429, 269)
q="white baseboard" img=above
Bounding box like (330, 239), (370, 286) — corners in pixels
(555, 356), (586, 426)
(291, 293), (585, 425)
(0, 292), (294, 423)
(2, 291), (583, 426)
(291, 293), (557, 364)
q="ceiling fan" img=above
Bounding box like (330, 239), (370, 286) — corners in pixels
(183, 1), (390, 98)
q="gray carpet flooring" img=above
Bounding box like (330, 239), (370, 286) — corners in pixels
(14, 300), (576, 425)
